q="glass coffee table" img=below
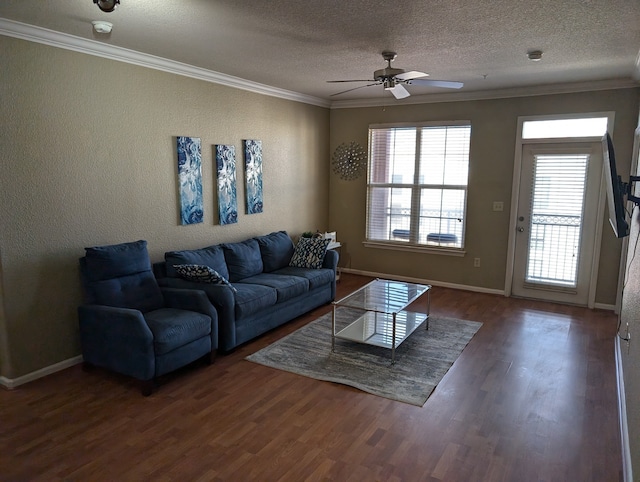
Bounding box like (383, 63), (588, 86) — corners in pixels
(331, 278), (431, 363)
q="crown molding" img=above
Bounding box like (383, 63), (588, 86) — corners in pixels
(0, 18), (331, 108)
(330, 78), (640, 109)
(2, 18), (638, 111)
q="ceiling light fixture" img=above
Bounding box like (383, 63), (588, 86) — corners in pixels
(383, 79), (395, 90)
(527, 50), (543, 61)
(92, 20), (113, 34)
(93, 0), (120, 13)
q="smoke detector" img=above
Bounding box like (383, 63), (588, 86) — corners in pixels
(92, 21), (113, 34)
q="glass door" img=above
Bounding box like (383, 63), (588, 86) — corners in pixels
(512, 143), (603, 305)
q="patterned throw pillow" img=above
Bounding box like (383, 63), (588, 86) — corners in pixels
(289, 237), (330, 269)
(173, 264), (237, 292)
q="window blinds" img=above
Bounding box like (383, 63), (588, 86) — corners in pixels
(367, 124), (471, 248)
(526, 153), (589, 286)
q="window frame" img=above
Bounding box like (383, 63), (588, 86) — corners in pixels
(364, 120), (472, 256)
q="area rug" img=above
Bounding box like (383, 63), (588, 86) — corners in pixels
(246, 308), (482, 406)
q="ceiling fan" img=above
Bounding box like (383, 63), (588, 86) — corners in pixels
(328, 51), (463, 99)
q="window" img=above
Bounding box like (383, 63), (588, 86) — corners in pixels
(522, 117), (608, 139)
(366, 122), (471, 251)
(526, 152), (589, 287)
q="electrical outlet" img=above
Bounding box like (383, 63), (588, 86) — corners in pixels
(492, 201), (504, 212)
(473, 257), (481, 267)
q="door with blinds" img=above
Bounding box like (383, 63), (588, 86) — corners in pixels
(512, 143), (603, 305)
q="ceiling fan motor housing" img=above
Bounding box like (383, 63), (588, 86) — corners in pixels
(374, 67), (405, 81)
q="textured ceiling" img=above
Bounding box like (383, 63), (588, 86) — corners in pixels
(1, 0), (639, 104)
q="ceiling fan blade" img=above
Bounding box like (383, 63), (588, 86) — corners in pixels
(408, 79), (464, 89)
(389, 83), (410, 99)
(326, 79), (375, 83)
(395, 70), (428, 81)
(330, 82), (379, 97)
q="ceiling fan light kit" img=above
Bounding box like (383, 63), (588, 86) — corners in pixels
(527, 50), (543, 61)
(328, 51), (464, 99)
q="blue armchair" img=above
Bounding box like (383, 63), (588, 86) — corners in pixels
(78, 240), (218, 395)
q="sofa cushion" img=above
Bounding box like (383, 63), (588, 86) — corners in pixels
(222, 238), (264, 282)
(239, 273), (309, 302)
(232, 283), (277, 318)
(165, 245), (229, 280)
(289, 237), (331, 269)
(88, 270), (165, 313)
(82, 240), (164, 312)
(255, 231), (295, 272)
(144, 308), (211, 355)
(173, 264), (237, 292)
(273, 266), (335, 290)
(84, 240), (150, 281)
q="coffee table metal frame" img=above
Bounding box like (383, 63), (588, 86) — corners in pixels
(331, 278), (431, 363)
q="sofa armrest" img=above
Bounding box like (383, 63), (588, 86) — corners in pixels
(78, 304), (155, 380)
(323, 249), (339, 272)
(160, 278), (235, 306)
(191, 284), (235, 353)
(161, 287), (219, 350)
(159, 278), (235, 352)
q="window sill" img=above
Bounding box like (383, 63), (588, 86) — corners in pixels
(363, 241), (466, 257)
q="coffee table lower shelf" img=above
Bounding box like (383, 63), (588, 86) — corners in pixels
(333, 310), (428, 361)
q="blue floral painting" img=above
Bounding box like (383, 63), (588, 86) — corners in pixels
(215, 144), (238, 225)
(243, 139), (263, 214)
(177, 136), (203, 225)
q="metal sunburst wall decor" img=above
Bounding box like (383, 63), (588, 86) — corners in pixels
(331, 142), (366, 180)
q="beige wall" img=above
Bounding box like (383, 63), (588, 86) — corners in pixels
(0, 36), (330, 379)
(621, 207), (640, 478)
(621, 157), (640, 475)
(329, 89), (640, 304)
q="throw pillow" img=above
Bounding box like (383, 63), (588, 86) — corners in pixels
(289, 237), (330, 269)
(173, 264), (237, 292)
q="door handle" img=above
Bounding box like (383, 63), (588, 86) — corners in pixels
(517, 227), (524, 232)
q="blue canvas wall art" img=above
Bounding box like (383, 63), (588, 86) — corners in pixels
(215, 144), (238, 225)
(243, 139), (263, 214)
(176, 136), (203, 225)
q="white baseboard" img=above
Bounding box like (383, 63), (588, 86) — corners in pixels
(339, 268), (616, 311)
(339, 268), (505, 296)
(594, 302), (617, 311)
(615, 336), (633, 482)
(0, 355), (83, 390)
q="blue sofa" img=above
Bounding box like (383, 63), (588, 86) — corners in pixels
(154, 231), (338, 353)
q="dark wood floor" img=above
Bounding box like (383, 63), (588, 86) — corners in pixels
(0, 274), (622, 481)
